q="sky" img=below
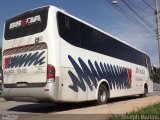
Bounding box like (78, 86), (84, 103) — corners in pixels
(0, 0), (159, 66)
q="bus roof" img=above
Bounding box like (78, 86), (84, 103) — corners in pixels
(5, 5), (149, 57)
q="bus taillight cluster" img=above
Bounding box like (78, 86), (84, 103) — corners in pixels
(47, 64), (55, 80)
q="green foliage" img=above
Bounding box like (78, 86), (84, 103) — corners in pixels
(109, 103), (160, 120)
(153, 68), (160, 83)
(130, 103), (160, 114)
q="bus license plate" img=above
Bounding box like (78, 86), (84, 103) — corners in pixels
(17, 82), (28, 87)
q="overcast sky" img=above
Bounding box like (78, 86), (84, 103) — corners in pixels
(0, 0), (159, 66)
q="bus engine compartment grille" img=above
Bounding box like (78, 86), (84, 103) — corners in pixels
(3, 43), (47, 56)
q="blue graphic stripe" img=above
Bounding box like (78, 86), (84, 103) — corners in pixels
(68, 55), (130, 92)
(5, 51), (45, 68)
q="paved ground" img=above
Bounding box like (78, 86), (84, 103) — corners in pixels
(0, 91), (160, 120)
(0, 97), (5, 102)
(153, 83), (160, 91)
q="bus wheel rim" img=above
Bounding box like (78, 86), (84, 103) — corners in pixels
(99, 89), (106, 102)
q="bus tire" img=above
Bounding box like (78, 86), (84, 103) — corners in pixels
(96, 84), (109, 105)
(140, 84), (148, 97)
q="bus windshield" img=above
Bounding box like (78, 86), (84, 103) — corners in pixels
(4, 6), (49, 40)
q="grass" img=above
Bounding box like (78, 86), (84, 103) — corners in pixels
(108, 102), (160, 120)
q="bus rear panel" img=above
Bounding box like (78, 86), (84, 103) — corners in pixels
(2, 6), (60, 102)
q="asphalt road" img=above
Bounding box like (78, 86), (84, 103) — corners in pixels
(153, 83), (160, 91)
(0, 91), (160, 120)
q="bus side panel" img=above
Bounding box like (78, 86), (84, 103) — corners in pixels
(60, 40), (90, 102)
(146, 77), (153, 93)
(59, 40), (151, 102)
(56, 10), (152, 102)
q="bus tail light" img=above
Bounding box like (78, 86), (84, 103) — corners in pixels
(47, 64), (55, 79)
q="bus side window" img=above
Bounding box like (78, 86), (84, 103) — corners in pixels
(57, 12), (81, 47)
(65, 17), (70, 30)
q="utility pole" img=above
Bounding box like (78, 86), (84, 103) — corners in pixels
(155, 0), (160, 67)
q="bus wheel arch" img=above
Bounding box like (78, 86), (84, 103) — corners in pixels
(144, 83), (148, 94)
(96, 80), (110, 105)
(140, 83), (148, 97)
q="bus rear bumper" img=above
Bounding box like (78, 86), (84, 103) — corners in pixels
(2, 81), (59, 103)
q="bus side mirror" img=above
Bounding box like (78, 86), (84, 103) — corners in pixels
(152, 65), (157, 74)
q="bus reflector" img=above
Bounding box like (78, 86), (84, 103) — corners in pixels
(0, 72), (3, 84)
(47, 64), (55, 79)
(44, 89), (49, 91)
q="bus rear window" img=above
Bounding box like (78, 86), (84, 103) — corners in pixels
(4, 7), (49, 40)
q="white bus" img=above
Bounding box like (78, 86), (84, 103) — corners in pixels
(2, 6), (153, 104)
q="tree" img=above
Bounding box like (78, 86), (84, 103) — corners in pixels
(153, 68), (160, 83)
